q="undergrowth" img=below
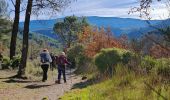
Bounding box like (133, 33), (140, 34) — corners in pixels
(61, 63), (170, 100)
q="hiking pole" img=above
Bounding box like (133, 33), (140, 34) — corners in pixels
(52, 66), (55, 82)
(69, 64), (72, 84)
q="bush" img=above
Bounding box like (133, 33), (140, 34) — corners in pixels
(67, 44), (85, 68)
(156, 58), (170, 79)
(1, 56), (10, 69)
(94, 48), (132, 74)
(11, 55), (21, 69)
(67, 44), (96, 74)
(26, 60), (43, 77)
(140, 56), (156, 73)
(122, 52), (133, 64)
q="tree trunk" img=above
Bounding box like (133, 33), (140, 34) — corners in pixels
(17, 0), (33, 78)
(10, 0), (21, 59)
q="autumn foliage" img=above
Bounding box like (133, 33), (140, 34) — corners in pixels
(78, 26), (125, 57)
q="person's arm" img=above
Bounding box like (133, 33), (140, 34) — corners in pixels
(64, 57), (71, 65)
(40, 53), (43, 63)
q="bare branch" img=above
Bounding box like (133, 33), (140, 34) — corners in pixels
(129, 0), (162, 19)
(10, 0), (15, 7)
(145, 34), (170, 51)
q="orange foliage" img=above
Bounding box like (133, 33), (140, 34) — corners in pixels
(78, 26), (124, 57)
(149, 45), (170, 58)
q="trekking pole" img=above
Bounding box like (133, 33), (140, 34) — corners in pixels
(51, 65), (55, 82)
(70, 66), (72, 84)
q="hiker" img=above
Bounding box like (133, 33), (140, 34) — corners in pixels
(0, 52), (3, 69)
(56, 52), (71, 84)
(40, 49), (52, 82)
(50, 53), (56, 71)
(0, 52), (3, 62)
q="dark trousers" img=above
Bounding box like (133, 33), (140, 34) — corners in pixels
(58, 65), (66, 82)
(41, 64), (49, 81)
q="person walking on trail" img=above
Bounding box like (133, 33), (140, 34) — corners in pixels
(0, 52), (3, 69)
(40, 49), (52, 82)
(56, 52), (71, 84)
(50, 53), (56, 71)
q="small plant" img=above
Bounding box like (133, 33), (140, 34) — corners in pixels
(1, 56), (10, 69)
(122, 52), (133, 64)
(140, 56), (156, 73)
(26, 60), (43, 77)
(11, 55), (21, 69)
(156, 58), (170, 80)
(42, 97), (49, 100)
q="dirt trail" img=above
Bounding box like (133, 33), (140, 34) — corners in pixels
(0, 70), (83, 100)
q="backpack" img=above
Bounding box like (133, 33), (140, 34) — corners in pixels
(58, 56), (66, 65)
(40, 53), (49, 63)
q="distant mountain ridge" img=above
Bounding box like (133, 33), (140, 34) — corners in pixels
(19, 16), (169, 39)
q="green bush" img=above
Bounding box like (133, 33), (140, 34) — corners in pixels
(122, 52), (133, 64)
(156, 58), (170, 79)
(11, 55), (21, 69)
(68, 44), (86, 67)
(1, 56), (10, 69)
(67, 44), (85, 68)
(140, 56), (156, 73)
(94, 48), (132, 74)
(67, 44), (95, 74)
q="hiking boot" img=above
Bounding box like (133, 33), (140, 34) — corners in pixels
(42, 80), (46, 82)
(55, 80), (60, 84)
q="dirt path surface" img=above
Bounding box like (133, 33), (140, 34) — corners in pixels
(0, 70), (83, 100)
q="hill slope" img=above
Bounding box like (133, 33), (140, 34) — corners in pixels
(19, 16), (168, 38)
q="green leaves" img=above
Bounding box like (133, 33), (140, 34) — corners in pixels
(53, 16), (89, 47)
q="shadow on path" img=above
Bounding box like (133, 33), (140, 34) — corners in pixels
(71, 78), (97, 89)
(0, 77), (10, 79)
(3, 79), (41, 83)
(24, 84), (52, 89)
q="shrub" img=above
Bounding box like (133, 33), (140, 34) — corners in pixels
(122, 52), (133, 64)
(140, 56), (157, 73)
(67, 44), (85, 68)
(94, 48), (132, 74)
(156, 58), (170, 79)
(67, 44), (97, 74)
(26, 60), (43, 77)
(11, 55), (21, 69)
(1, 56), (10, 69)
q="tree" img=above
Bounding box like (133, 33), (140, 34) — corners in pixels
(53, 16), (89, 49)
(0, 1), (12, 52)
(130, 0), (170, 53)
(129, 0), (162, 19)
(79, 26), (123, 57)
(0, 0), (10, 33)
(0, 0), (8, 17)
(17, 0), (33, 78)
(10, 0), (21, 59)
(0, 0), (11, 41)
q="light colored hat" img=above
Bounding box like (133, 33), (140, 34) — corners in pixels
(61, 52), (66, 56)
(43, 48), (48, 52)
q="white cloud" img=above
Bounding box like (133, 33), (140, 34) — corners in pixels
(8, 0), (169, 21)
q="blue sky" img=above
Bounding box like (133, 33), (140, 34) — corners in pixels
(8, 0), (169, 21)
